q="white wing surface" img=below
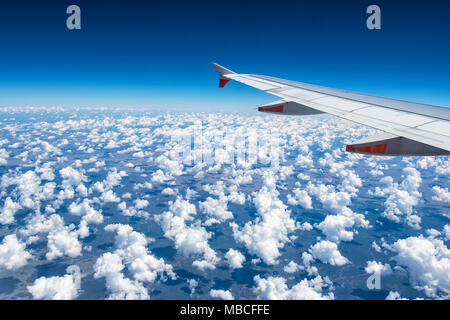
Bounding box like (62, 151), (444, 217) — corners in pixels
(212, 63), (450, 156)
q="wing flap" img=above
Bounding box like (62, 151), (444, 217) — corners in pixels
(347, 132), (450, 156)
(258, 100), (324, 115)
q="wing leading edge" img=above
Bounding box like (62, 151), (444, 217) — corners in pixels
(211, 63), (450, 156)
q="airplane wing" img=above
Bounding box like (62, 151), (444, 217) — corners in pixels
(211, 63), (450, 156)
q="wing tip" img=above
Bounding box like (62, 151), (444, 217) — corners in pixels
(211, 62), (235, 88)
(211, 62), (235, 76)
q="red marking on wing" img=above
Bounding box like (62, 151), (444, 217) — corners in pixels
(258, 105), (284, 113)
(346, 143), (387, 154)
(219, 79), (230, 88)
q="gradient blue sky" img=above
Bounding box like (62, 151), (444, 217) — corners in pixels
(0, 0), (449, 112)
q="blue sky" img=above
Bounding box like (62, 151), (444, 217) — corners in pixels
(0, 0), (448, 111)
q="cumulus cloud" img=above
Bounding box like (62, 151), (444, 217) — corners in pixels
(0, 148), (8, 165)
(162, 187), (176, 195)
(253, 275), (334, 300)
(309, 240), (349, 266)
(364, 261), (393, 276)
(307, 181), (369, 243)
(385, 291), (408, 300)
(0, 234), (32, 270)
(94, 252), (149, 300)
(155, 196), (219, 271)
(316, 207), (369, 243)
(301, 252), (318, 276)
(200, 197), (233, 226)
(443, 225), (450, 241)
(225, 249), (245, 269)
(104, 224), (175, 283)
(372, 167), (423, 229)
(187, 278), (198, 296)
(151, 169), (174, 184)
(295, 153), (314, 168)
(1, 170), (53, 209)
(27, 265), (81, 300)
(306, 183), (351, 213)
(118, 201), (149, 218)
(36, 164), (55, 181)
(19, 213), (83, 260)
(134, 199), (149, 209)
(94, 224), (175, 300)
(284, 261), (302, 274)
(431, 186), (450, 203)
(69, 199), (103, 238)
(46, 224), (83, 260)
(287, 188), (312, 209)
(100, 190), (121, 203)
(210, 289), (234, 300)
(230, 171), (297, 265)
(60, 166), (87, 187)
(388, 235), (450, 298)
(203, 181), (246, 205)
(0, 197), (22, 225)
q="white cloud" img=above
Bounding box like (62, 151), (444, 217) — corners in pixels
(203, 181), (245, 205)
(301, 252), (318, 276)
(295, 153), (313, 168)
(431, 186), (450, 203)
(385, 291), (408, 300)
(230, 171), (297, 265)
(444, 225), (450, 241)
(225, 249), (245, 269)
(103, 169), (125, 190)
(253, 275), (334, 300)
(155, 155), (184, 176)
(36, 164), (55, 181)
(1, 170), (49, 209)
(94, 252), (149, 300)
(104, 224), (176, 283)
(46, 224), (83, 260)
(118, 201), (149, 218)
(155, 197), (219, 270)
(200, 197), (233, 225)
(284, 261), (302, 273)
(0, 197), (22, 225)
(187, 278), (198, 296)
(316, 207), (369, 243)
(390, 235), (450, 298)
(364, 261), (393, 276)
(374, 167), (423, 229)
(287, 188), (312, 209)
(69, 199), (103, 238)
(134, 199), (149, 209)
(0, 148), (8, 165)
(60, 166), (87, 186)
(19, 212), (83, 260)
(162, 187), (176, 195)
(69, 199), (103, 223)
(306, 183), (351, 213)
(27, 265), (81, 300)
(100, 190), (120, 203)
(0, 234), (32, 270)
(317, 215), (352, 243)
(309, 240), (349, 266)
(210, 289), (234, 300)
(151, 169), (174, 184)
